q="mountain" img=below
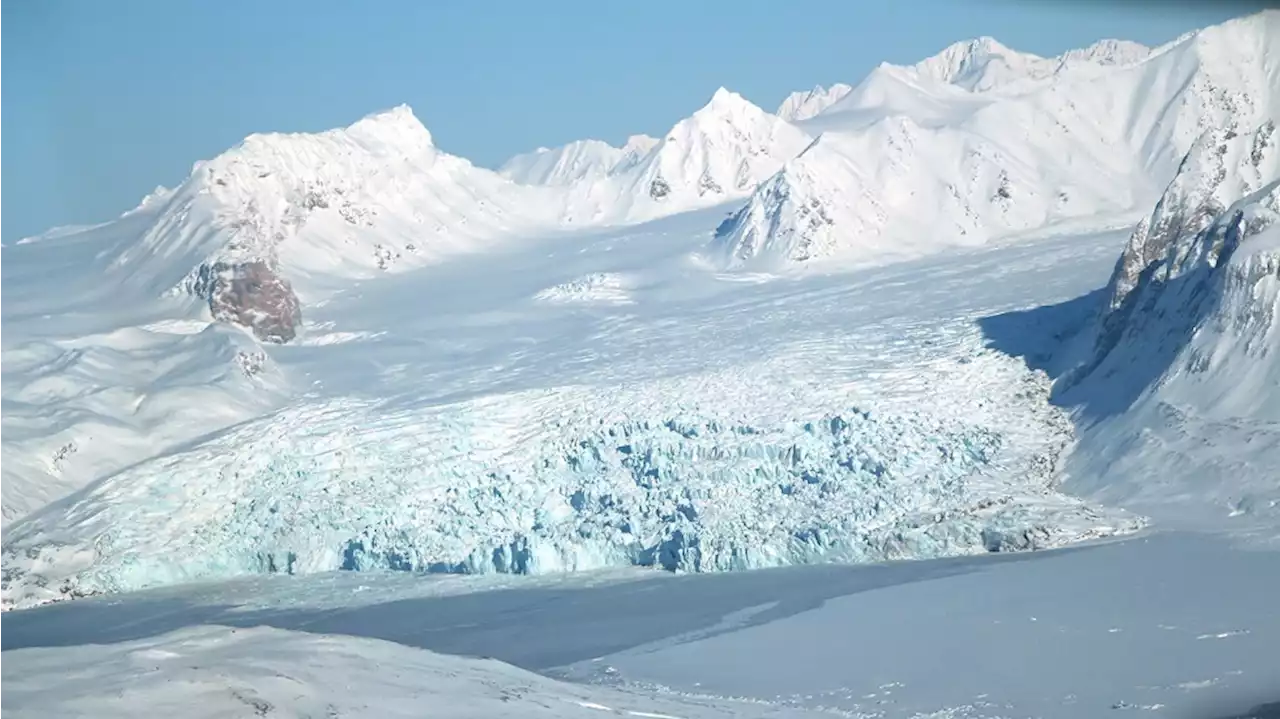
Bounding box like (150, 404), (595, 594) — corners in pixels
(15, 106), (566, 344)
(775, 83), (853, 121)
(1055, 119), (1280, 532)
(713, 11), (1280, 268)
(512, 88), (813, 225)
(1075, 118), (1274, 409)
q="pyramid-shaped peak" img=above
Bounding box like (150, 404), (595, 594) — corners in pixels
(345, 104), (434, 148)
(695, 87), (769, 120)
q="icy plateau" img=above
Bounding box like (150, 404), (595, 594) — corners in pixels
(2, 10), (1279, 612)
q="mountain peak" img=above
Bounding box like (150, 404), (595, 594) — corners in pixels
(344, 104), (434, 150)
(697, 87), (762, 118)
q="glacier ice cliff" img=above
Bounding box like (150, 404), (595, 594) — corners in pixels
(1, 381), (1140, 608)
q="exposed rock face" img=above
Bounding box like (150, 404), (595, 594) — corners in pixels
(198, 261), (303, 344)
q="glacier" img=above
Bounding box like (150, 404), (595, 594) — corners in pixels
(0, 344), (1142, 607)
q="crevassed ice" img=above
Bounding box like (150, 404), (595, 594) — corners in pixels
(29, 399), (1131, 599)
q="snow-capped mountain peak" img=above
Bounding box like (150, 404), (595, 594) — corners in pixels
(637, 88), (811, 206)
(342, 103), (436, 151)
(688, 86), (766, 122)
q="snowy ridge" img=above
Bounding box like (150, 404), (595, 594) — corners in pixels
(709, 114), (1133, 268)
(714, 11), (1280, 268)
(500, 135), (659, 186)
(907, 36), (1151, 94)
(775, 83), (853, 122)
(174, 104), (556, 284)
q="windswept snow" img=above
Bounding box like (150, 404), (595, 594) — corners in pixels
(532, 88), (814, 226)
(534, 272), (636, 305)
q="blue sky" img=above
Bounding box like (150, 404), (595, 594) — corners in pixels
(1, 0), (1266, 241)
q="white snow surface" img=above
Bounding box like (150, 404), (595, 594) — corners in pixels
(0, 624), (827, 718)
(3, 10), (1278, 602)
(509, 88), (814, 226)
(500, 135), (659, 186)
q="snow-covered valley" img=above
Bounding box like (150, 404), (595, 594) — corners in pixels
(4, 9), (1280, 719)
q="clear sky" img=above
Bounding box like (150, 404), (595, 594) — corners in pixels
(1, 0), (1269, 241)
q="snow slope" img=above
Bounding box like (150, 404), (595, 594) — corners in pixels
(715, 11), (1280, 267)
(1, 106), (556, 525)
(0, 624), (833, 718)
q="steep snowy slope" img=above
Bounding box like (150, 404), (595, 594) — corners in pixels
(715, 11), (1280, 268)
(0, 195), (301, 527)
(710, 114), (1136, 267)
(775, 83), (852, 121)
(1058, 120), (1280, 533)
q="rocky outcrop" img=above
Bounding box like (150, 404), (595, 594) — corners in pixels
(194, 261), (303, 344)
